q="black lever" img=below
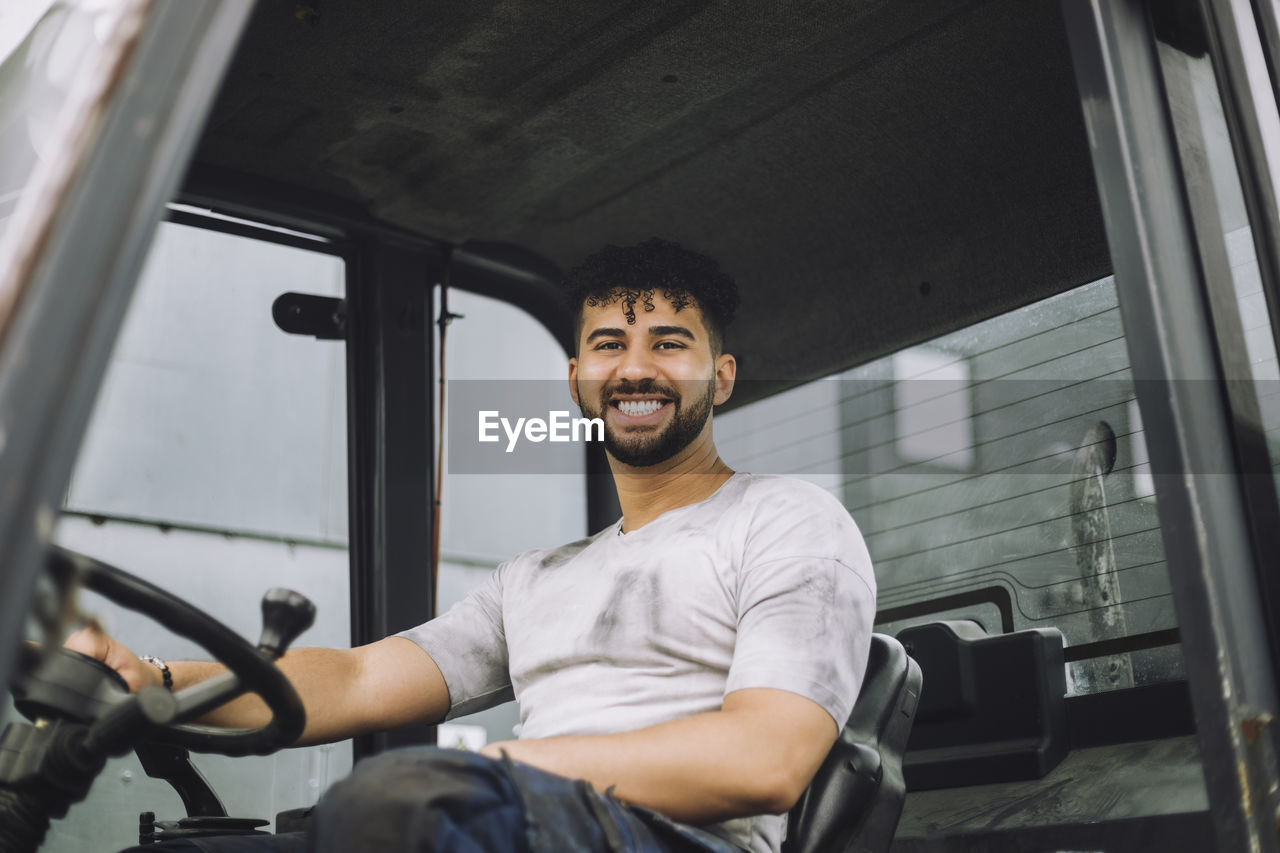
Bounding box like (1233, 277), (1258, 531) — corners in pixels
(256, 589), (316, 660)
(135, 741), (227, 817)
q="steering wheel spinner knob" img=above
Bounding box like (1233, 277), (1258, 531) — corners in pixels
(257, 589), (316, 660)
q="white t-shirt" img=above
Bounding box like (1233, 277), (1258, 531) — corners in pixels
(398, 472), (876, 853)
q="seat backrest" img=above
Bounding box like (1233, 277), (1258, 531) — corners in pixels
(895, 621), (1066, 790)
(783, 633), (922, 853)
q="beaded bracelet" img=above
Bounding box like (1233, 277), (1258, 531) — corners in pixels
(139, 655), (173, 690)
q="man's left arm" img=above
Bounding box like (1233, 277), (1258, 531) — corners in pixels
(481, 686), (837, 824)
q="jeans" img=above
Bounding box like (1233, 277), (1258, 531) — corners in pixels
(119, 748), (746, 853)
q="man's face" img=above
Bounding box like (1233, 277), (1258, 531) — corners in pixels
(569, 294), (735, 467)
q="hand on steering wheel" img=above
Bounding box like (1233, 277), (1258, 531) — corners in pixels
(62, 626), (162, 693)
(12, 545), (315, 756)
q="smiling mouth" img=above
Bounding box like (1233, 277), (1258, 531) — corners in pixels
(611, 399), (670, 417)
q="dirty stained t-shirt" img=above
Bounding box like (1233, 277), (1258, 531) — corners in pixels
(397, 472), (876, 853)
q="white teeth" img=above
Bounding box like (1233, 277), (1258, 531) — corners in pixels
(617, 400), (665, 416)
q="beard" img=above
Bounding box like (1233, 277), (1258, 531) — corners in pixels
(578, 377), (716, 467)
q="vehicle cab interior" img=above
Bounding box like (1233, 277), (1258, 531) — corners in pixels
(2, 0), (1280, 851)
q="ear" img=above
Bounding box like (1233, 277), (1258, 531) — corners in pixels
(713, 353), (736, 405)
(568, 357), (580, 406)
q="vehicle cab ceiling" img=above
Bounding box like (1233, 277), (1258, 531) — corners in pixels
(186, 0), (1110, 403)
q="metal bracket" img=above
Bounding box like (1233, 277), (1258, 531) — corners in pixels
(272, 292), (345, 340)
(134, 739), (226, 818)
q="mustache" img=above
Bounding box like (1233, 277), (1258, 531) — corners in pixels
(601, 379), (682, 402)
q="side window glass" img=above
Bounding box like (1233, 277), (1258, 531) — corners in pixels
(3, 217), (352, 852)
(63, 220), (348, 541)
(433, 288), (587, 748)
(718, 277), (1180, 695)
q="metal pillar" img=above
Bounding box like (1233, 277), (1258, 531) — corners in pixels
(1062, 2), (1280, 849)
(0, 0), (253, 689)
(346, 239), (441, 759)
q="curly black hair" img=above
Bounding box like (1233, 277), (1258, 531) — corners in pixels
(561, 238), (741, 354)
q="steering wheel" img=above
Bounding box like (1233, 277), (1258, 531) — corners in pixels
(0, 545), (317, 852)
(11, 545), (316, 756)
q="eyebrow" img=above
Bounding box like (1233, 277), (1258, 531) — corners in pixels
(649, 325), (697, 341)
(584, 325), (698, 344)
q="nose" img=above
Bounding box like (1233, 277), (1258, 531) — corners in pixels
(616, 342), (658, 382)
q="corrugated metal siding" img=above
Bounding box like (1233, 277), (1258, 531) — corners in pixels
(719, 277), (1179, 693)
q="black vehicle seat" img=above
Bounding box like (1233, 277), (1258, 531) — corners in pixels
(783, 633), (923, 853)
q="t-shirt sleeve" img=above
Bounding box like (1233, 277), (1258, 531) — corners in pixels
(724, 486), (877, 728)
(396, 564), (514, 720)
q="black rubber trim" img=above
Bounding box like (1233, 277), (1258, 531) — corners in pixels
(1066, 680), (1196, 748)
(876, 586), (1016, 634)
(1063, 628), (1181, 662)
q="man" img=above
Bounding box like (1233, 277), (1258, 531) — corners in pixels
(74, 239), (875, 853)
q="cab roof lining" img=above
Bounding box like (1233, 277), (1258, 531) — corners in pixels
(190, 0), (1110, 402)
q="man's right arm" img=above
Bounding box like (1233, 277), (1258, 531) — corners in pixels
(64, 628), (449, 746)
